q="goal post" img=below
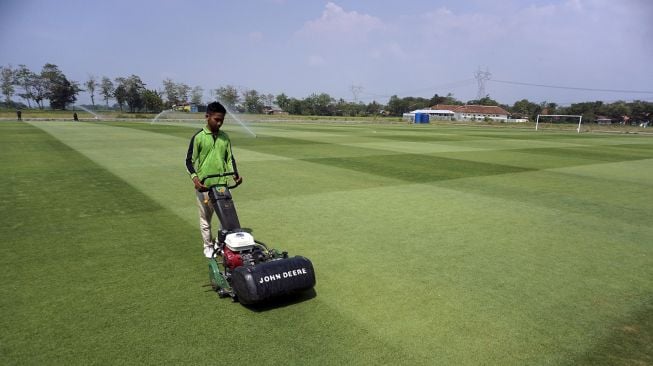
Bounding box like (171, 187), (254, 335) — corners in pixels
(535, 114), (583, 133)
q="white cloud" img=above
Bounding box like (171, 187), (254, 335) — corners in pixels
(297, 2), (384, 42)
(418, 6), (512, 45)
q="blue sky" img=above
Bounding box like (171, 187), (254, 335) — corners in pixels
(1, 0), (652, 106)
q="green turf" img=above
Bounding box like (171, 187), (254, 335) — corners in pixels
(1, 120), (652, 365)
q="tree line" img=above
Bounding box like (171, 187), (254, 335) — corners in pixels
(1, 63), (81, 110)
(1, 63), (651, 122)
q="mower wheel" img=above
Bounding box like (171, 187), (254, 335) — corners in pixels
(217, 288), (230, 298)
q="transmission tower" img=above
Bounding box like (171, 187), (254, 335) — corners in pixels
(474, 67), (492, 100)
(350, 84), (363, 103)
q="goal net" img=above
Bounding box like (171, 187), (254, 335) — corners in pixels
(535, 114), (584, 133)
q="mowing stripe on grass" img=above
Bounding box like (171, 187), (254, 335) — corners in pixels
(27, 121), (409, 220)
(236, 178), (653, 365)
(10, 120), (651, 365)
(2, 122), (433, 365)
(302, 153), (533, 183)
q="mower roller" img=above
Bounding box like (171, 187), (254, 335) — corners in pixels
(202, 172), (316, 305)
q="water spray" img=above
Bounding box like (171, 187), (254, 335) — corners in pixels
(217, 99), (257, 138)
(74, 105), (102, 119)
(151, 109), (173, 123)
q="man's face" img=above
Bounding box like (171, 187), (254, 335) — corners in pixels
(206, 112), (225, 132)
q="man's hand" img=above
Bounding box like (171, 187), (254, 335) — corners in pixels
(234, 175), (243, 186)
(193, 176), (207, 191)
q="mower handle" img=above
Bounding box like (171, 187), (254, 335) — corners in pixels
(200, 172), (241, 190)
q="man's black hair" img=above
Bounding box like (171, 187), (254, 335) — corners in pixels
(207, 101), (227, 114)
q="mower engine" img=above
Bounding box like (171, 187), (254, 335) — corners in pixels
(223, 232), (265, 269)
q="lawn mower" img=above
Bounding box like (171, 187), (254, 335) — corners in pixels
(201, 172), (316, 305)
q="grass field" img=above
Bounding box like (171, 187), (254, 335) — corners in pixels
(1, 119), (652, 365)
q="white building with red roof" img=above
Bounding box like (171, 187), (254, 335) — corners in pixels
(431, 104), (510, 121)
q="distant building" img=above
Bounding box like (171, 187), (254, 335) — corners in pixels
(402, 109), (454, 122)
(431, 104), (510, 121)
(596, 116), (612, 125)
(172, 103), (191, 112)
(263, 105), (288, 115)
(172, 103), (205, 113)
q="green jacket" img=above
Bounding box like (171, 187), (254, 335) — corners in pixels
(185, 127), (238, 187)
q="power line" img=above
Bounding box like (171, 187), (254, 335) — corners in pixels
(359, 78), (476, 99)
(490, 79), (653, 94)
